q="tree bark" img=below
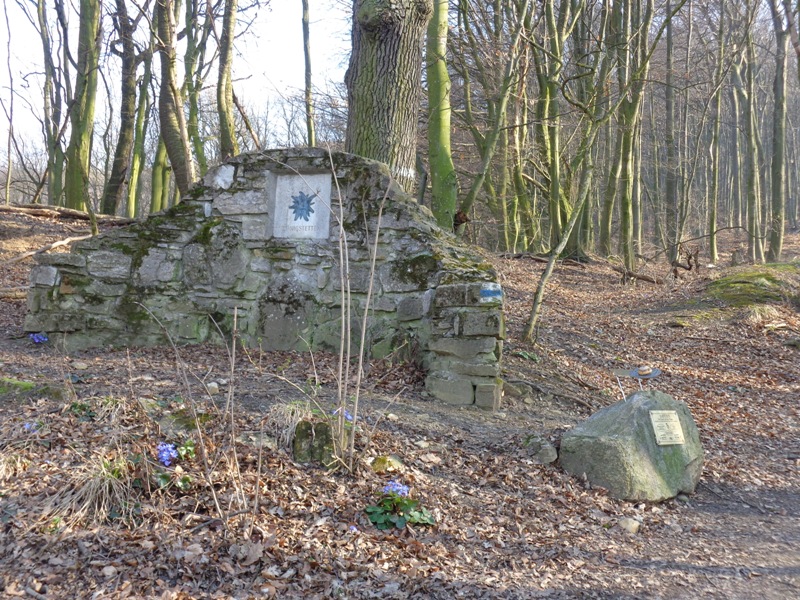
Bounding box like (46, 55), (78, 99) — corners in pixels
(302, 0), (316, 147)
(345, 0), (433, 192)
(767, 0), (788, 262)
(218, 0), (239, 160)
(64, 0), (101, 211)
(101, 0), (139, 215)
(155, 0), (196, 198)
(426, 0), (457, 230)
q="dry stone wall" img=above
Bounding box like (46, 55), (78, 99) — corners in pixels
(25, 149), (505, 408)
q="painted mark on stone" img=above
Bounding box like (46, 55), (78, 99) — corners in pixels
(479, 283), (503, 303)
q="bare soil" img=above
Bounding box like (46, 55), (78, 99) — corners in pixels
(0, 210), (798, 599)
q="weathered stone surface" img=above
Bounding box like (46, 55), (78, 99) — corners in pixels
(25, 149), (505, 407)
(560, 390), (704, 501)
(36, 254), (87, 269)
(523, 434), (558, 464)
(86, 251), (132, 281)
(204, 164), (236, 189)
(30, 266), (60, 287)
(434, 284), (467, 307)
(138, 249), (178, 285)
(425, 376), (474, 405)
(241, 215), (270, 240)
(292, 420), (337, 468)
(474, 381), (502, 410)
(428, 337), (498, 360)
(461, 310), (505, 338)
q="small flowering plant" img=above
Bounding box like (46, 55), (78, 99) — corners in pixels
(331, 407), (353, 422)
(29, 332), (48, 344)
(364, 479), (436, 530)
(157, 442), (178, 467)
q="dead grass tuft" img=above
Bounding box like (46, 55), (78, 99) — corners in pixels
(44, 452), (139, 526)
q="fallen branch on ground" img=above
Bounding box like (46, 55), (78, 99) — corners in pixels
(0, 286), (28, 299)
(0, 203), (134, 225)
(610, 265), (664, 284)
(3, 235), (93, 265)
(499, 252), (586, 268)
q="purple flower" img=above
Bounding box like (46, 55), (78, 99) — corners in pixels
(157, 442), (178, 467)
(23, 422), (39, 433)
(29, 333), (48, 344)
(332, 407), (353, 422)
(383, 480), (409, 497)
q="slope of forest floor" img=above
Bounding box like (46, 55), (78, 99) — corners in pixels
(0, 210), (798, 599)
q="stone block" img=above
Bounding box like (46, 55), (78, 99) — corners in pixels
(30, 266), (60, 287)
(242, 215), (270, 240)
(24, 312), (85, 332)
(428, 336), (498, 360)
(467, 282), (503, 306)
(434, 284), (467, 307)
(560, 390), (704, 501)
(204, 164), (236, 189)
(138, 249), (178, 285)
(429, 358), (499, 378)
(87, 251), (132, 281)
(475, 381), (502, 410)
(85, 281), (128, 297)
(397, 295), (425, 321)
(36, 253), (87, 269)
(214, 190), (267, 215)
(461, 310), (505, 338)
(425, 375), (474, 405)
(250, 257), (273, 273)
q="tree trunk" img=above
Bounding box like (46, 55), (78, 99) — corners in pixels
(426, 0), (458, 230)
(345, 0), (433, 192)
(664, 0), (679, 262)
(101, 0), (139, 215)
(155, 0), (196, 198)
(150, 138), (170, 213)
(708, 0), (725, 264)
(302, 0), (316, 147)
(218, 0), (239, 160)
(39, 0), (66, 206)
(64, 0), (101, 211)
(127, 46), (154, 218)
(743, 25), (764, 262)
(767, 0), (788, 262)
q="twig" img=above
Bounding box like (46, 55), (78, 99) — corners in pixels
(0, 286), (27, 298)
(3, 235), (92, 265)
(24, 587), (49, 600)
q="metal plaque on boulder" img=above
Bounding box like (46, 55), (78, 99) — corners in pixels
(649, 410), (685, 445)
(272, 173), (332, 240)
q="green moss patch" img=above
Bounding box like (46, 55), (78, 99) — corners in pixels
(0, 377), (72, 403)
(707, 264), (799, 308)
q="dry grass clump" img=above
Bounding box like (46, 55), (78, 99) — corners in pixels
(44, 452), (139, 526)
(263, 401), (312, 450)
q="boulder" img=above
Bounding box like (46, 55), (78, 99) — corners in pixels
(559, 390), (704, 501)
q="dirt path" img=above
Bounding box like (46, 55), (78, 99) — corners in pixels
(0, 212), (798, 599)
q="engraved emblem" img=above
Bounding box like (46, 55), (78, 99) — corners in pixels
(289, 191), (316, 222)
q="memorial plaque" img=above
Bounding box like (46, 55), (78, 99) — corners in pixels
(272, 173), (332, 239)
(649, 410), (685, 445)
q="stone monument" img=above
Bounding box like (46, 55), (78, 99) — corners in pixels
(559, 390), (704, 501)
(25, 149), (505, 408)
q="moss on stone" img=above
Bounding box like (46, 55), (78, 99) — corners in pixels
(393, 254), (439, 287)
(191, 217), (223, 246)
(0, 378), (72, 402)
(707, 265), (799, 307)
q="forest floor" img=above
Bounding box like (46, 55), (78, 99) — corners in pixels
(0, 209), (798, 599)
